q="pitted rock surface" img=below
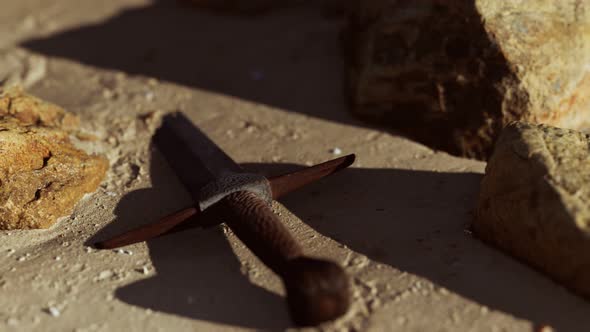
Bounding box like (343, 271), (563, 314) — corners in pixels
(0, 87), (107, 229)
(475, 121), (590, 297)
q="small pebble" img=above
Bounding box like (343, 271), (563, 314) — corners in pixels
(46, 306), (61, 317)
(330, 147), (342, 155)
(21, 15), (37, 30)
(145, 91), (155, 101)
(54, 256), (61, 261)
(114, 249), (133, 255)
(368, 298), (381, 310)
(537, 325), (555, 332)
(396, 316), (407, 325)
(96, 270), (113, 281)
(102, 89), (114, 99)
(136, 266), (149, 275)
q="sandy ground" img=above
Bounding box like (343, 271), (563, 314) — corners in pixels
(1, 1), (590, 331)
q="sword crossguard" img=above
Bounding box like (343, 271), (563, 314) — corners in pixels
(198, 172), (272, 211)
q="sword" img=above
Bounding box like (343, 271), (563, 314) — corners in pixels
(96, 112), (354, 326)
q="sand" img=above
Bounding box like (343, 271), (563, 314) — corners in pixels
(1, 1), (589, 331)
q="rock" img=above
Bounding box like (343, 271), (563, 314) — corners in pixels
(474, 121), (590, 298)
(343, 0), (590, 159)
(0, 86), (79, 130)
(0, 48), (47, 89)
(0, 87), (108, 230)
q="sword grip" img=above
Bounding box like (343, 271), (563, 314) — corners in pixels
(205, 190), (350, 326)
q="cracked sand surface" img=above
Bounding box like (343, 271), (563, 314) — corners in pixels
(1, 1), (589, 331)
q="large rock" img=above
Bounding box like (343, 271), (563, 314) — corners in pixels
(344, 0), (590, 159)
(475, 121), (590, 297)
(0, 88), (108, 230)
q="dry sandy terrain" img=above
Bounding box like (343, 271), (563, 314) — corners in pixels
(1, 1), (589, 331)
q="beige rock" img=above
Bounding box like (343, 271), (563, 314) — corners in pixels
(344, 0), (590, 159)
(475, 121), (590, 297)
(0, 86), (79, 130)
(0, 88), (108, 230)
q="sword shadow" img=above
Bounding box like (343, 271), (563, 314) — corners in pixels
(242, 162), (590, 332)
(87, 149), (291, 330)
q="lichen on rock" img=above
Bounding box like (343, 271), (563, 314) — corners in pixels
(475, 121), (590, 298)
(0, 87), (108, 230)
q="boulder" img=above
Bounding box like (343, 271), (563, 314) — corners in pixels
(475, 121), (590, 297)
(0, 87), (108, 230)
(344, 0), (590, 159)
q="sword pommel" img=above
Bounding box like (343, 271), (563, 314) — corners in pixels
(204, 190), (351, 326)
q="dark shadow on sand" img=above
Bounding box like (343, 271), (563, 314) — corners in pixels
(21, 0), (514, 159)
(87, 149), (291, 330)
(245, 162), (590, 331)
(90, 148), (590, 330)
(22, 0), (357, 127)
(42, 1), (589, 328)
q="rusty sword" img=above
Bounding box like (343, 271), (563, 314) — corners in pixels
(96, 112), (354, 326)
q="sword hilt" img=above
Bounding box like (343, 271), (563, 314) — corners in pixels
(204, 190), (350, 326)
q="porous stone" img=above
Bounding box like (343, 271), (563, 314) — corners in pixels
(0, 48), (47, 89)
(0, 87), (108, 230)
(344, 0), (590, 159)
(475, 121), (590, 297)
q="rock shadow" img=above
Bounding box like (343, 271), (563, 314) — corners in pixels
(21, 0), (356, 126)
(244, 162), (590, 331)
(21, 0), (516, 159)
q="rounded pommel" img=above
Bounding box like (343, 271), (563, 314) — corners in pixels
(283, 257), (351, 326)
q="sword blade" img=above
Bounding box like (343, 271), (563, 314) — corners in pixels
(93, 112), (244, 249)
(153, 112), (243, 201)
